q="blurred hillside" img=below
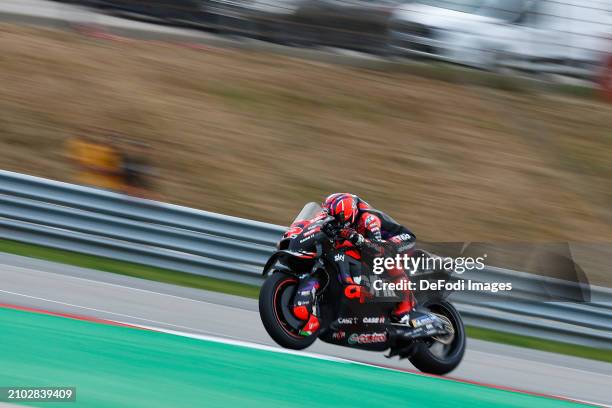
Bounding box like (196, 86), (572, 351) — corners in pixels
(1, 25), (612, 243)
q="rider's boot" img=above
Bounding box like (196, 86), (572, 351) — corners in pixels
(392, 310), (446, 331)
(390, 296), (414, 326)
(391, 296), (445, 330)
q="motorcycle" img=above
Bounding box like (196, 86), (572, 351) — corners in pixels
(259, 203), (466, 375)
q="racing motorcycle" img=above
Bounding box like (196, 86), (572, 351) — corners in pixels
(259, 203), (465, 375)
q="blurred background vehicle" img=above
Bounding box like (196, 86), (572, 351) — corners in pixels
(389, 0), (612, 79)
(204, 0), (307, 40)
(90, 0), (210, 26)
(50, 0), (612, 77)
(275, 0), (407, 50)
(53, 0), (408, 47)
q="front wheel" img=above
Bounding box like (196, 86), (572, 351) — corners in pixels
(409, 300), (466, 375)
(259, 272), (318, 350)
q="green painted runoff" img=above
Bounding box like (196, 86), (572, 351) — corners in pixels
(0, 308), (587, 408)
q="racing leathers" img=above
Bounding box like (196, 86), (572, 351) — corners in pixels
(341, 198), (416, 317)
(292, 196), (417, 335)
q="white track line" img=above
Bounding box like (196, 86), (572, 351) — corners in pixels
(2, 264), (243, 311)
(0, 288), (250, 342)
(125, 323), (350, 363)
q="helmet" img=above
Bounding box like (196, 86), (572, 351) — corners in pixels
(323, 193), (346, 210)
(323, 193), (358, 225)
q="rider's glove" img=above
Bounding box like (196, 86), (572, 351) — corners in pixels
(351, 233), (365, 247)
(339, 229), (365, 247)
(322, 222), (337, 238)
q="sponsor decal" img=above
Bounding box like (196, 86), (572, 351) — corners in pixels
(299, 235), (314, 243)
(285, 226), (303, 238)
(389, 233), (412, 243)
(334, 253), (345, 262)
(344, 285), (372, 302)
(344, 285), (360, 299)
(337, 317), (358, 325)
(312, 213), (327, 221)
(398, 242), (415, 252)
(362, 316), (385, 324)
(348, 332), (387, 345)
(411, 315), (435, 328)
(304, 225), (321, 235)
(332, 331), (346, 340)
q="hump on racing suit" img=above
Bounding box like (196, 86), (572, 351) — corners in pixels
(354, 196), (416, 242)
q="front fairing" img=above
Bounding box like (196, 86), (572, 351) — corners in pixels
(278, 202), (326, 250)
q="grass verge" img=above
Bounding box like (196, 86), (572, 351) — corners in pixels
(466, 326), (612, 364)
(0, 239), (260, 299)
(1, 238), (611, 363)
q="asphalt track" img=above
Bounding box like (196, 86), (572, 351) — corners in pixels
(0, 253), (611, 406)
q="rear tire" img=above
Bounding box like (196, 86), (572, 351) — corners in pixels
(259, 272), (318, 350)
(408, 300), (465, 375)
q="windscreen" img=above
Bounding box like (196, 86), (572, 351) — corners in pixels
(292, 202), (323, 224)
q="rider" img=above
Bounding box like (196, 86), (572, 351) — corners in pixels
(293, 193), (430, 335)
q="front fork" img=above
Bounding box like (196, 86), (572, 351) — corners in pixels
(292, 275), (320, 320)
(292, 275), (321, 336)
(292, 257), (326, 336)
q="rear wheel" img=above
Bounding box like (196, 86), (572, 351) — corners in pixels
(259, 272), (318, 350)
(408, 300), (465, 375)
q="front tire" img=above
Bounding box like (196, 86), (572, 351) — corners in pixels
(259, 272), (318, 350)
(409, 300), (466, 375)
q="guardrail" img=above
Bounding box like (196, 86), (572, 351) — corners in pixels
(1, 169), (611, 348)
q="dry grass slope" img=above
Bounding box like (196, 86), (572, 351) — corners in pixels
(1, 25), (612, 248)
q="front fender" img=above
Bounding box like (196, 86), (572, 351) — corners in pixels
(262, 252), (283, 276)
(262, 250), (317, 276)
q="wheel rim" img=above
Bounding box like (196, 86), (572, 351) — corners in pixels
(272, 278), (305, 339)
